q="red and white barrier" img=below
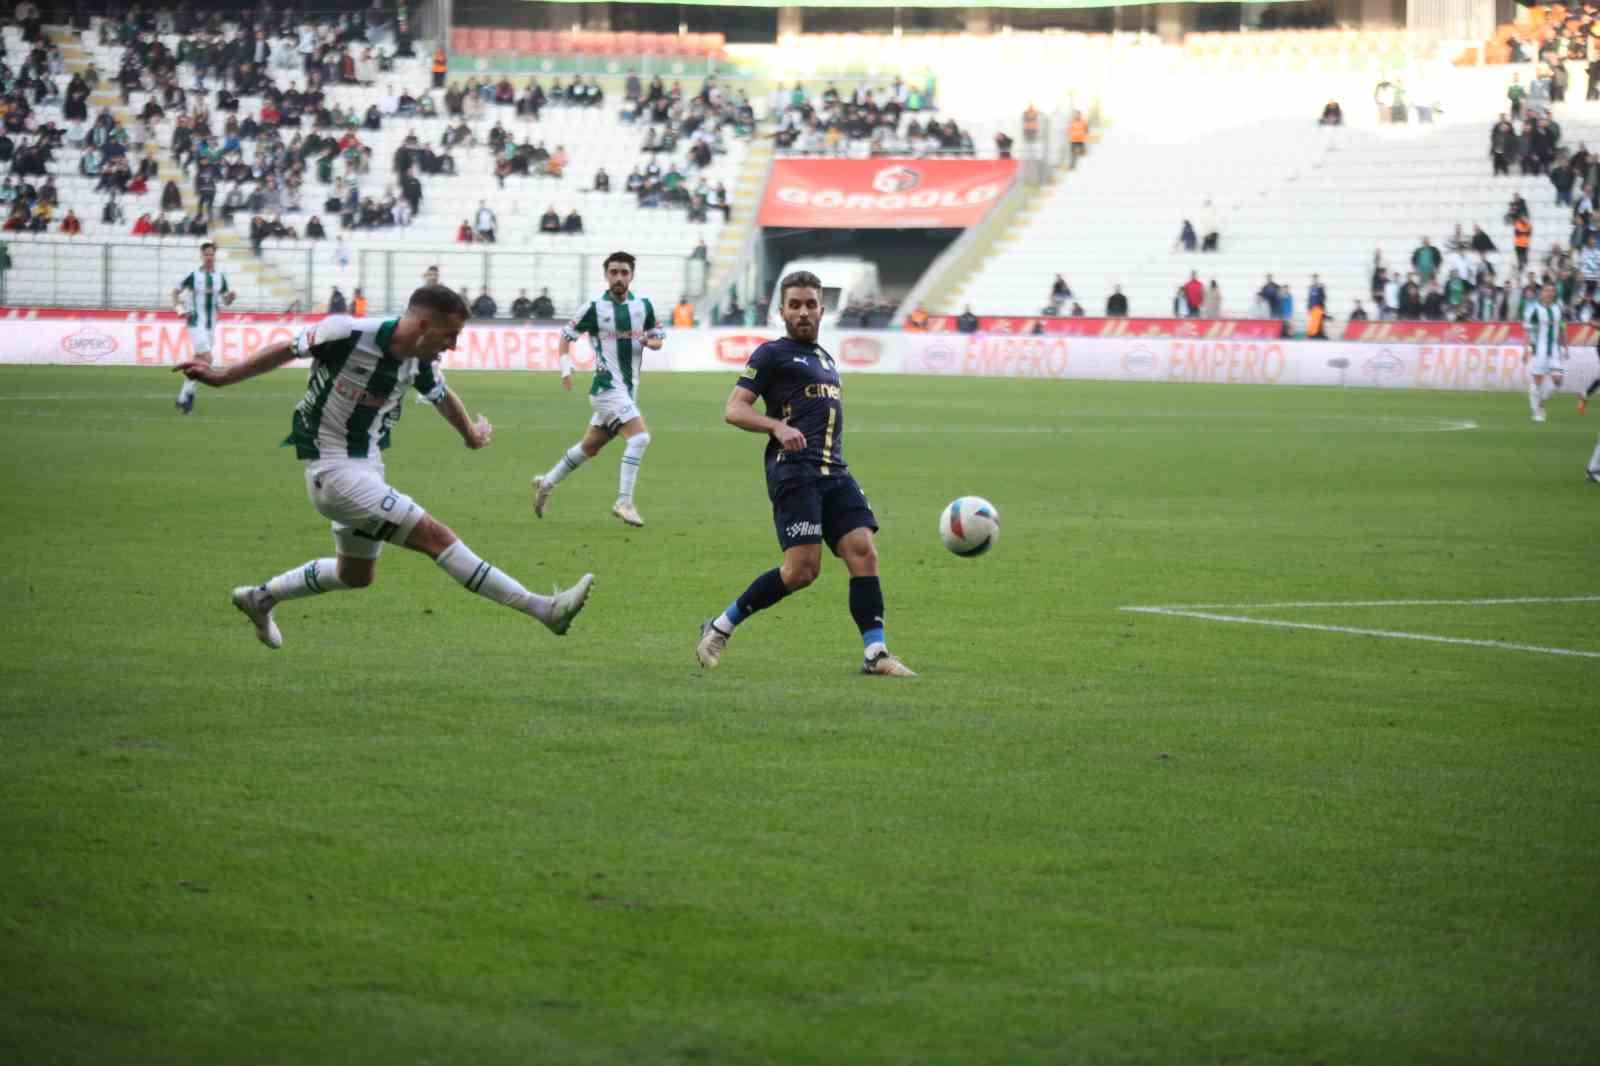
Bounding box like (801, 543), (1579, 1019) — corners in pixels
(3, 314), (1593, 393)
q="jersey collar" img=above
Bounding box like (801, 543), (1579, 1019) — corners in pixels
(375, 318), (400, 358)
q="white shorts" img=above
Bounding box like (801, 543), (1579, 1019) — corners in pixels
(589, 387), (642, 435)
(1529, 350), (1567, 378)
(303, 459), (426, 560)
(187, 324), (213, 356)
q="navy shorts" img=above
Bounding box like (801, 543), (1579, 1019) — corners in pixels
(769, 474), (879, 553)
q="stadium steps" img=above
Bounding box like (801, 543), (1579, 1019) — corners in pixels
(701, 139), (773, 308)
(919, 167), (1066, 316)
(46, 26), (118, 109)
(47, 27), (304, 311)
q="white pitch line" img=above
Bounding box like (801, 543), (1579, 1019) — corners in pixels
(1133, 595), (1600, 611)
(1121, 605), (1600, 660)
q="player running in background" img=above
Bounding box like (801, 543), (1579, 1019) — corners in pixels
(695, 270), (915, 677)
(1524, 281), (1566, 423)
(530, 251), (664, 527)
(172, 284), (593, 648)
(172, 241), (235, 414)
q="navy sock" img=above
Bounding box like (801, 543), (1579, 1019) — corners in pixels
(849, 576), (885, 648)
(1587, 376), (1600, 398)
(726, 567), (793, 627)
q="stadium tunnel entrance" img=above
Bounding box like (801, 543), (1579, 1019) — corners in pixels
(746, 227), (962, 328)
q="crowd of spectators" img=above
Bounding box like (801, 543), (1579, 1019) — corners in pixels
(12, 3), (743, 255)
(769, 78), (978, 158)
(1356, 203), (1600, 323)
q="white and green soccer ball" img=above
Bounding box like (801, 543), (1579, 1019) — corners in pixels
(939, 496), (1000, 557)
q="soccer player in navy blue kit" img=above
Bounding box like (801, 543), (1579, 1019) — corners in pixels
(696, 271), (915, 676)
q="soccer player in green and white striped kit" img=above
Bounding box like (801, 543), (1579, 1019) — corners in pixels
(172, 242), (235, 414)
(531, 251), (664, 527)
(172, 285), (594, 649)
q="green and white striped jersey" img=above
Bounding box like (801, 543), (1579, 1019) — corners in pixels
(177, 268), (230, 330)
(562, 291), (664, 398)
(283, 316), (447, 461)
(1523, 300), (1565, 359)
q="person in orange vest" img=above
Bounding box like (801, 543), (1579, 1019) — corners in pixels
(672, 295), (695, 328)
(1068, 112), (1089, 161)
(1514, 215), (1532, 271)
(903, 305), (930, 331)
(1306, 304), (1326, 339)
(352, 288), (368, 317)
(432, 48), (447, 90)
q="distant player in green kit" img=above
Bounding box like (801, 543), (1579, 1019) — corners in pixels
(172, 242), (235, 414)
(530, 251), (664, 527)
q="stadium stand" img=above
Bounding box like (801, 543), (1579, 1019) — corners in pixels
(13, 6), (1600, 334)
(0, 13), (746, 316)
(944, 52), (1600, 330)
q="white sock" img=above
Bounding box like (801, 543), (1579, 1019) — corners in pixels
(263, 558), (349, 604)
(1541, 377), (1558, 401)
(436, 540), (552, 617)
(542, 444), (588, 486)
(1530, 381), (1543, 413)
(178, 377), (198, 402)
(618, 432), (650, 503)
(1590, 435), (1600, 470)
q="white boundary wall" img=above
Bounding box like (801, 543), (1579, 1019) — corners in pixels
(6, 318), (1597, 393)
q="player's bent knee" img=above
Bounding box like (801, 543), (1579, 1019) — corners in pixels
(404, 516), (458, 559)
(337, 558), (376, 588)
(782, 558), (820, 589)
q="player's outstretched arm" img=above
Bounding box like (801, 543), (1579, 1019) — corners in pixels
(557, 334), (575, 391)
(171, 340), (297, 388)
(434, 388), (492, 449)
(725, 385), (804, 450)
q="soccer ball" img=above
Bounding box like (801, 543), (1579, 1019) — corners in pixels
(939, 496), (1000, 557)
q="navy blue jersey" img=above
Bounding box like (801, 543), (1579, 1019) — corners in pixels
(735, 336), (847, 484)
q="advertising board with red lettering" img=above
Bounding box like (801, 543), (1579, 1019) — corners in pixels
(921, 316), (1283, 339)
(757, 159), (1019, 229)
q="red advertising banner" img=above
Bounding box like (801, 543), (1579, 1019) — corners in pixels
(758, 158), (1019, 229)
(920, 316), (1284, 339)
(1342, 319), (1600, 345)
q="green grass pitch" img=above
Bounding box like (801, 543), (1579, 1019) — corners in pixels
(2, 365), (1597, 1065)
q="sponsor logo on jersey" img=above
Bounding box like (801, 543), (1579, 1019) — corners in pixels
(804, 383), (842, 400)
(334, 376), (391, 408)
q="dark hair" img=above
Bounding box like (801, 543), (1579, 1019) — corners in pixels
(407, 284), (469, 318)
(780, 270), (823, 301)
(199, 241), (216, 253)
(603, 251), (636, 272)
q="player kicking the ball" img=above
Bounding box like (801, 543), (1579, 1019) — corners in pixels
(530, 251), (664, 527)
(695, 270), (914, 677)
(173, 284), (593, 648)
(172, 241), (234, 415)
